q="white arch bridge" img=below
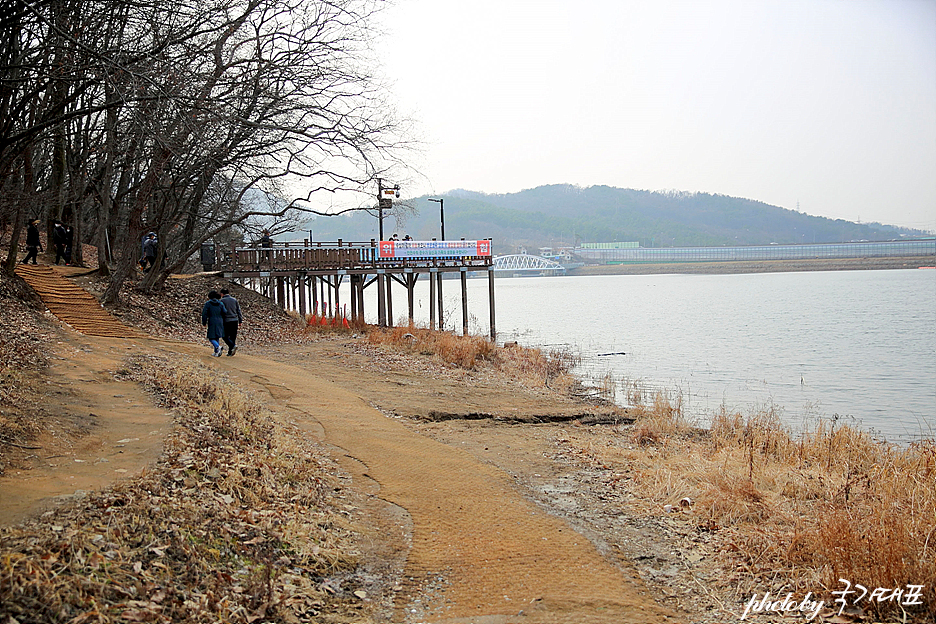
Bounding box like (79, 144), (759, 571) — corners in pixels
(492, 254), (567, 276)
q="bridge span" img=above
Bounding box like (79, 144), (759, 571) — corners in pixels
(493, 254), (567, 276)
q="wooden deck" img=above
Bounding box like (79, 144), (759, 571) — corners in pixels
(226, 239), (493, 275)
(221, 239), (496, 339)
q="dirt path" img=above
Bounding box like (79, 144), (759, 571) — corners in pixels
(0, 332), (172, 525)
(3, 268), (684, 623)
(212, 354), (679, 623)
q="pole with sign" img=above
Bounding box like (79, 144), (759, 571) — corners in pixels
(375, 179), (399, 326)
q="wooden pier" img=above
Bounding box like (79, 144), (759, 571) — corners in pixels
(222, 239), (496, 339)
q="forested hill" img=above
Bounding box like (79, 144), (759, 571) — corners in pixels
(310, 184), (927, 251)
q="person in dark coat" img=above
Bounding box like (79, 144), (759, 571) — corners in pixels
(201, 290), (228, 356)
(52, 221), (67, 265)
(219, 288), (243, 356)
(21, 219), (42, 265)
(63, 225), (74, 265)
(141, 232), (158, 271)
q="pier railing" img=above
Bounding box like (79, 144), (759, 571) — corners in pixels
(228, 239), (493, 274)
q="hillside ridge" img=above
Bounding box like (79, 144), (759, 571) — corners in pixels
(310, 183), (927, 252)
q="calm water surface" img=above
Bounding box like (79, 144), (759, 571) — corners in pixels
(389, 269), (933, 442)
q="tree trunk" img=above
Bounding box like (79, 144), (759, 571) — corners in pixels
(102, 146), (172, 307)
(2, 149), (35, 274)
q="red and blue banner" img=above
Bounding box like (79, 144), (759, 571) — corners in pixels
(378, 240), (492, 259)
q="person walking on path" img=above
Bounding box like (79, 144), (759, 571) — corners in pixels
(141, 232), (158, 272)
(52, 221), (68, 265)
(21, 219), (42, 265)
(63, 225), (74, 265)
(201, 290), (228, 357)
(219, 288), (243, 356)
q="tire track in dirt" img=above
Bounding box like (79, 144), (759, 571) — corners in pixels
(220, 359), (683, 624)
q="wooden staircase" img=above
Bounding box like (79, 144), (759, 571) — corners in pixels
(14, 264), (145, 338)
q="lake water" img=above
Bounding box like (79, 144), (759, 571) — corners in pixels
(360, 269), (936, 442)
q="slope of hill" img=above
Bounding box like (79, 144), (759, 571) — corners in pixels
(309, 184), (927, 253)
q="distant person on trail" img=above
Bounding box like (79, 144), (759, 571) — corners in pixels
(201, 290), (228, 357)
(141, 232), (158, 271)
(140, 232), (155, 268)
(63, 225), (74, 265)
(21, 219), (42, 265)
(52, 221), (68, 265)
(219, 288), (243, 356)
(258, 229), (273, 266)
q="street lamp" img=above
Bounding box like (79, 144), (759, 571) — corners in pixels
(428, 198), (445, 330)
(428, 198), (445, 240)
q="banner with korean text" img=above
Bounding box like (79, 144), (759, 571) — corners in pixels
(378, 240), (491, 259)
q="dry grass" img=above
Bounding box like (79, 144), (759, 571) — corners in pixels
(362, 325), (496, 369)
(0, 271), (57, 475)
(583, 392), (936, 622)
(0, 355), (378, 624)
(358, 325), (580, 393)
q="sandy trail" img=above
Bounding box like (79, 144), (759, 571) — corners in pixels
(4, 266), (681, 623)
(214, 354), (679, 623)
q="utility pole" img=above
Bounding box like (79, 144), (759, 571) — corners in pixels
(429, 198), (445, 330)
(376, 179), (399, 326)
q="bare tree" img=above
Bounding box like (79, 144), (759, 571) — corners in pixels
(2, 0), (410, 295)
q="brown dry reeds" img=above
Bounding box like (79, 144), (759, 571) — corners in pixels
(363, 326), (580, 392)
(0, 355), (375, 624)
(585, 392), (936, 621)
(364, 325), (496, 369)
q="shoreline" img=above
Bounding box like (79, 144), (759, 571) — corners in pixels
(2, 268), (933, 622)
(568, 254), (936, 276)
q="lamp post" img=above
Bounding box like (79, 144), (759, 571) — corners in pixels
(428, 198), (445, 330)
(428, 198), (444, 240)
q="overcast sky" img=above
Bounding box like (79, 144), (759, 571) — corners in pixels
(376, 0), (936, 231)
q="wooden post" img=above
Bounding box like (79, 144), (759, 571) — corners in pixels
(488, 264), (496, 341)
(377, 273), (386, 326)
(357, 274), (365, 323)
(320, 275), (326, 317)
(461, 268), (468, 336)
(437, 271), (444, 331)
(299, 275), (307, 318)
(276, 277), (286, 309)
(407, 272), (415, 327)
(429, 268), (436, 330)
(386, 272), (394, 327)
(312, 276), (318, 317)
(348, 275), (358, 322)
(334, 274), (341, 321)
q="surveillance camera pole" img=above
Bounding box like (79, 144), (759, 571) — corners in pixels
(375, 178), (400, 327)
(377, 178), (384, 241)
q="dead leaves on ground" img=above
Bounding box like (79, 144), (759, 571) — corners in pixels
(0, 354), (376, 624)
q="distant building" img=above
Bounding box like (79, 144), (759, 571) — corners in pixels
(574, 239), (936, 264)
(578, 241), (640, 250)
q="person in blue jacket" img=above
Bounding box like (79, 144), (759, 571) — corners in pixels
(201, 290), (228, 356)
